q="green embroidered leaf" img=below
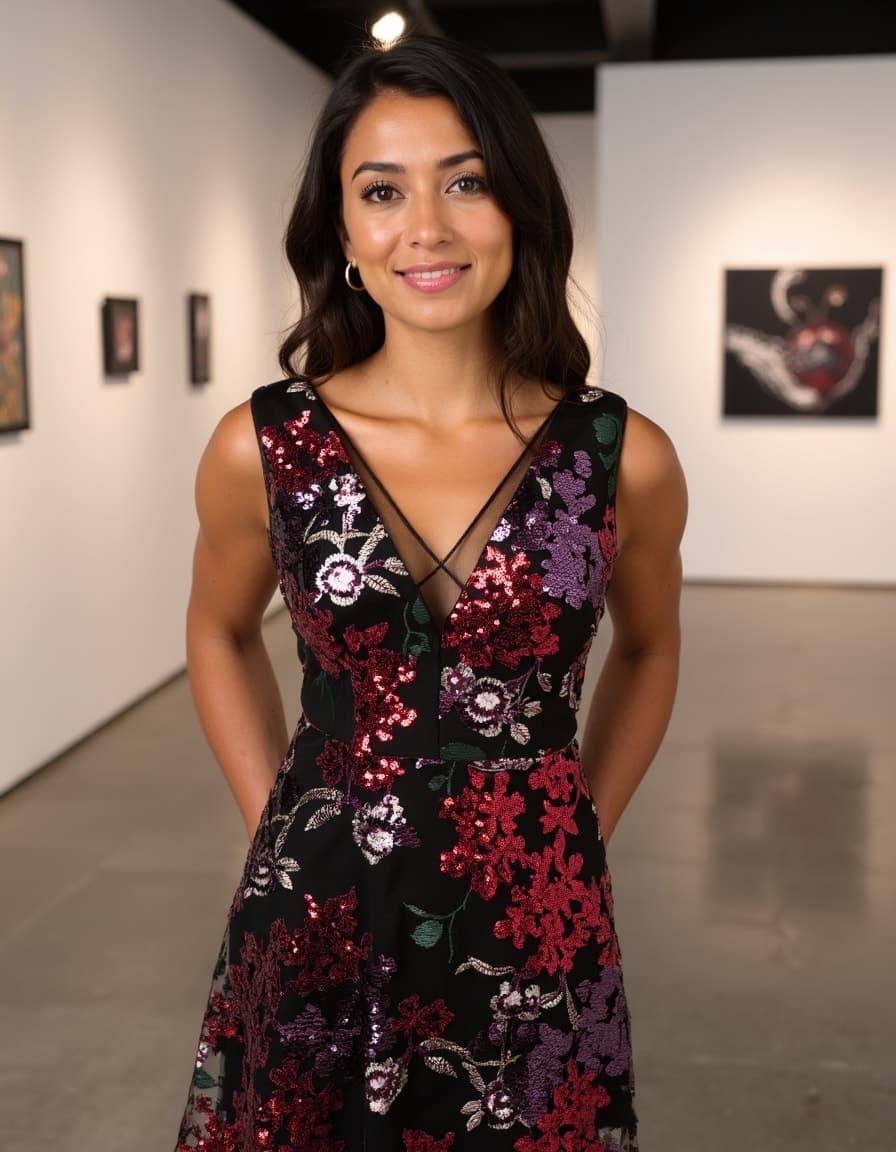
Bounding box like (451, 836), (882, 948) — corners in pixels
(593, 412), (622, 497)
(193, 1068), (216, 1090)
(411, 596), (430, 625)
(409, 636), (431, 657)
(593, 412), (620, 446)
(404, 903), (433, 918)
(440, 742), (487, 762)
(411, 919), (444, 948)
(428, 774), (449, 791)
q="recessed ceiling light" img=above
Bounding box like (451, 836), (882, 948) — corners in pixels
(371, 11), (406, 47)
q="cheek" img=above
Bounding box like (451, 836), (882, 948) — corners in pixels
(480, 211), (514, 259)
(342, 208), (395, 257)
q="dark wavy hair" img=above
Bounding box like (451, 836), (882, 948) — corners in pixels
(279, 34), (590, 423)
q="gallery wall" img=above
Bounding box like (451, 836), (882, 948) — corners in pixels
(597, 56), (896, 584)
(535, 114), (599, 367)
(0, 0), (331, 793)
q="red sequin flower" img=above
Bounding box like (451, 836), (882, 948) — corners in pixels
(343, 623), (418, 750)
(513, 1058), (611, 1152)
(260, 412), (347, 502)
(493, 830), (604, 976)
(443, 548), (561, 669)
(403, 1131), (456, 1152)
(439, 770), (528, 900)
(395, 993), (454, 1039)
(282, 889), (372, 996)
(267, 1061), (345, 1152)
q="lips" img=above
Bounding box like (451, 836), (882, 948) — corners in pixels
(396, 262), (470, 292)
(398, 262), (469, 281)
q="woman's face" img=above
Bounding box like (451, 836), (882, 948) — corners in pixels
(339, 91), (514, 340)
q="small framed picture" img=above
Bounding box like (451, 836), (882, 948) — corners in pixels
(102, 296), (140, 376)
(0, 236), (30, 433)
(188, 292), (211, 384)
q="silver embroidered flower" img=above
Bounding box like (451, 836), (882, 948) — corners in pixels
(315, 552), (365, 605)
(296, 482), (322, 510)
(461, 678), (513, 736)
(352, 794), (418, 864)
(365, 1057), (407, 1114)
(481, 1079), (518, 1127)
(329, 472), (364, 507)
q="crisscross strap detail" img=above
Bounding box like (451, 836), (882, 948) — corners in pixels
(312, 390), (560, 628)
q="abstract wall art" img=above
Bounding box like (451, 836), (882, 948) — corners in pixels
(724, 267), (882, 418)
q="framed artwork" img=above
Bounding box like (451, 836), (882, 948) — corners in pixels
(723, 266), (882, 418)
(102, 296), (140, 376)
(0, 236), (30, 433)
(188, 292), (211, 384)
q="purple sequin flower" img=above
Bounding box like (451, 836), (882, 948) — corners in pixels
(439, 663), (476, 715)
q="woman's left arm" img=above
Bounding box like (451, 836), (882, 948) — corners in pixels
(579, 408), (688, 845)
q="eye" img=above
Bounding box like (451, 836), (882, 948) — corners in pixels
(359, 180), (399, 204)
(449, 172), (489, 195)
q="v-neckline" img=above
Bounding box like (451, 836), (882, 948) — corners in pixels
(299, 379), (566, 639)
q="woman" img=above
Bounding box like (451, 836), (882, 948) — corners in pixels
(177, 34), (686, 1152)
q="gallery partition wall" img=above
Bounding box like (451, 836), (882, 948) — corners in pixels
(0, 0), (331, 794)
(597, 56), (895, 585)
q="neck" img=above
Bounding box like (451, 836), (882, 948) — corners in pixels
(362, 318), (508, 428)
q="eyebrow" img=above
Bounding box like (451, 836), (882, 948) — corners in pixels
(350, 149), (484, 182)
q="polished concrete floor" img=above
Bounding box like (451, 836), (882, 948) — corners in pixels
(1, 584), (893, 1151)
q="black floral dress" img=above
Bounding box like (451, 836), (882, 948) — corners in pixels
(176, 377), (638, 1152)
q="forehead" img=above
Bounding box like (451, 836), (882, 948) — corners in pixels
(342, 92), (479, 169)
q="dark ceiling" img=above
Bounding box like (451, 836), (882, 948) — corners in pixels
(229, 0), (896, 114)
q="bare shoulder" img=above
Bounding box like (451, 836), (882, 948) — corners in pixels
(196, 399), (267, 532)
(617, 406), (688, 548)
(202, 399), (259, 474)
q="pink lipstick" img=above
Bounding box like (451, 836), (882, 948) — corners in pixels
(398, 263), (468, 291)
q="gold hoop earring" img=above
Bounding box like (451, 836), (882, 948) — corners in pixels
(345, 260), (366, 293)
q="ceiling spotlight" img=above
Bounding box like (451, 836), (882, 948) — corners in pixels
(372, 11), (406, 46)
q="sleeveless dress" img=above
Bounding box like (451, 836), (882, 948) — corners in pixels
(175, 376), (638, 1152)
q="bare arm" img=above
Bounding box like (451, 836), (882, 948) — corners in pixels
(579, 409), (688, 845)
(186, 401), (288, 839)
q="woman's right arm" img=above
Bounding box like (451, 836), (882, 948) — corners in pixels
(186, 400), (289, 840)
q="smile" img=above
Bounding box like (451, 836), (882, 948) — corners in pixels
(398, 264), (469, 291)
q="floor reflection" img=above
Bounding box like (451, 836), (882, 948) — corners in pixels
(708, 740), (867, 915)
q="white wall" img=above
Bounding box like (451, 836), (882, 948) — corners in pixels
(0, 0), (331, 793)
(597, 57), (896, 584)
(536, 114), (600, 368)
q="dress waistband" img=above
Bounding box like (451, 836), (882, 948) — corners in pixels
(296, 715), (579, 773)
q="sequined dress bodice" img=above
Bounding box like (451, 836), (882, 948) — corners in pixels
(175, 376), (638, 1152)
(257, 378), (623, 764)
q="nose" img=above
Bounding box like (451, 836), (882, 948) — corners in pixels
(404, 189), (452, 248)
